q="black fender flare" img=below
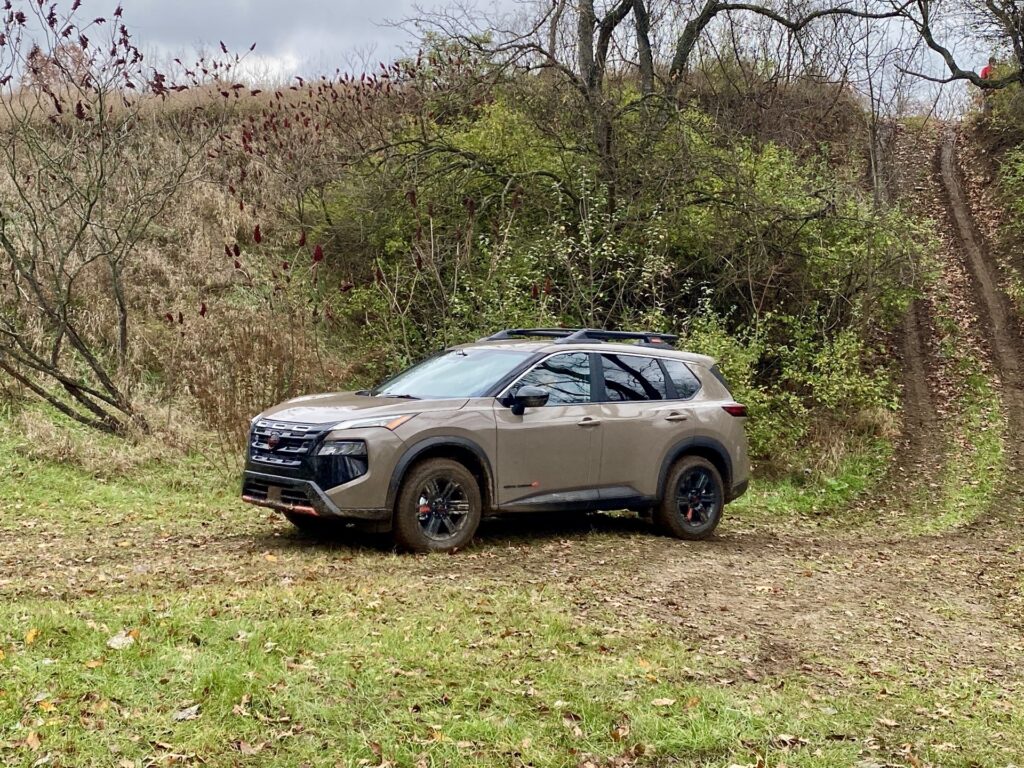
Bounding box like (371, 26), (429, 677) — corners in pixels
(386, 436), (496, 510)
(657, 436), (734, 500)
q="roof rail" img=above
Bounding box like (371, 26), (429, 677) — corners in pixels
(483, 328), (678, 347)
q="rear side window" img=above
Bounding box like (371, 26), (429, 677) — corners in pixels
(516, 352), (591, 405)
(663, 360), (701, 399)
(600, 354), (668, 401)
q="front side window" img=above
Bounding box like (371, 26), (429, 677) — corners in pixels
(515, 352), (591, 405)
(601, 354), (668, 401)
(374, 348), (533, 399)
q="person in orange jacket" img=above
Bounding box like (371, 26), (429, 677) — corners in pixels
(980, 56), (996, 80)
(979, 57), (996, 114)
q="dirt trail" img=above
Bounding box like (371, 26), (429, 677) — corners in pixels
(892, 296), (944, 493)
(939, 132), (1024, 454)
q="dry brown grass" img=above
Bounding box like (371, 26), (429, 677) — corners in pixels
(10, 407), (174, 477)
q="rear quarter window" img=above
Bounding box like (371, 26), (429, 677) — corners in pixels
(662, 359), (701, 399)
(708, 364), (733, 395)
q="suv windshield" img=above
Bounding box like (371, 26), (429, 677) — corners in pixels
(373, 348), (533, 399)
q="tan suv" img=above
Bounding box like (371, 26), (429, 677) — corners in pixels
(242, 328), (749, 552)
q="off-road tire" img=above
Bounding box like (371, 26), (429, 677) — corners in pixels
(654, 456), (724, 540)
(392, 458), (482, 553)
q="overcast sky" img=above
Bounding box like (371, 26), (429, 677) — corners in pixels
(119, 0), (498, 79)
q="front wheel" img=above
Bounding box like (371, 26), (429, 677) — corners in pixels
(392, 458), (482, 553)
(654, 456), (724, 540)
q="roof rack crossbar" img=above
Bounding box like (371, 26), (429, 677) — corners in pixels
(483, 328), (678, 347)
(484, 328), (576, 341)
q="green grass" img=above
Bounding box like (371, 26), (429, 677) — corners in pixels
(731, 436), (892, 522)
(1, 406), (1020, 766)
(914, 367), (1005, 533)
(903, 278), (1009, 534)
(2, 581), (1021, 767)
(0, 407), (238, 536)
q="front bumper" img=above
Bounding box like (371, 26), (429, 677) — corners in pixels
(241, 417), (399, 529)
(242, 470), (390, 524)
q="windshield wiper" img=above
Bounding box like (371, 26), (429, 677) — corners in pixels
(377, 392), (420, 400)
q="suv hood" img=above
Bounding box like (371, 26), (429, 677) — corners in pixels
(257, 392), (468, 425)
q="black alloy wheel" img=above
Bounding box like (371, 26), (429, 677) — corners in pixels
(653, 455), (724, 540)
(393, 458), (482, 552)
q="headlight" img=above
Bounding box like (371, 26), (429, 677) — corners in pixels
(329, 413), (417, 431)
(317, 440), (368, 457)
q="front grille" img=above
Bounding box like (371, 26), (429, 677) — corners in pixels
(247, 418), (368, 490)
(249, 419), (331, 467)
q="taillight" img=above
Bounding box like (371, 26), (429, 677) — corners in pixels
(722, 403), (748, 417)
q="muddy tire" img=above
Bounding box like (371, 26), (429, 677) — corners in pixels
(392, 458), (482, 553)
(654, 456), (724, 540)
(283, 511), (340, 536)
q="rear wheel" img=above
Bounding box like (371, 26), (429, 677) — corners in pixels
(392, 458), (482, 553)
(654, 456), (724, 540)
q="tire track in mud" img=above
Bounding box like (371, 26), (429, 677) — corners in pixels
(892, 295), (944, 495)
(939, 132), (1024, 465)
(876, 122), (946, 497)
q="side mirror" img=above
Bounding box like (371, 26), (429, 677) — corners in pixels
(509, 385), (549, 416)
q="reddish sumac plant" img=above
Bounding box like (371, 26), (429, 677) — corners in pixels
(0, 2), (237, 434)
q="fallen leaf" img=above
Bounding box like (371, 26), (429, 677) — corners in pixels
(562, 713), (583, 738)
(610, 722), (630, 741)
(235, 740), (263, 755)
(84, 659), (104, 669)
(173, 704), (201, 722)
(107, 630), (136, 651)
(25, 731), (41, 751)
(264, 553), (278, 563)
(232, 693), (251, 717)
(25, 628), (40, 645)
(773, 733), (808, 748)
(651, 698), (676, 707)
(877, 717), (899, 728)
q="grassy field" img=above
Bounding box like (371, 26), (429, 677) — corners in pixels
(1, 408), (1022, 767)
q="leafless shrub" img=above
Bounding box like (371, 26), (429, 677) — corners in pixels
(150, 294), (354, 467)
(0, 2), (238, 434)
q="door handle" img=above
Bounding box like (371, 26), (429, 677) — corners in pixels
(665, 412), (689, 422)
(577, 417), (601, 427)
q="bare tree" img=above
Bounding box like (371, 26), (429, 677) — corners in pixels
(411, 1), (912, 211)
(0, 2), (230, 433)
(897, 1), (1024, 87)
